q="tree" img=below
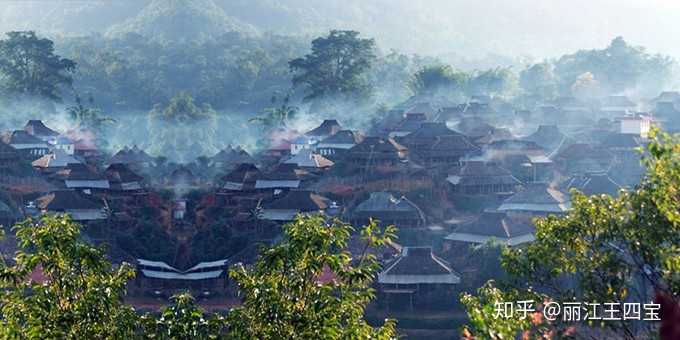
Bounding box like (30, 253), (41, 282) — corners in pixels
(519, 62), (558, 99)
(461, 128), (680, 339)
(0, 31), (76, 100)
(140, 293), (225, 339)
(0, 214), (138, 339)
(290, 30), (377, 102)
(147, 92), (220, 162)
(409, 64), (468, 96)
(227, 215), (397, 339)
(67, 94), (116, 133)
(248, 94), (299, 130)
(466, 67), (518, 98)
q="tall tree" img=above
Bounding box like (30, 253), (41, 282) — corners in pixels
(461, 128), (680, 339)
(290, 30), (377, 102)
(409, 64), (468, 96)
(0, 31), (76, 101)
(228, 215), (397, 339)
(0, 215), (138, 339)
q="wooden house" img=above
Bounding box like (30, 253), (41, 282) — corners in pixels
(35, 190), (107, 221)
(498, 183), (570, 216)
(1, 130), (50, 160)
(444, 210), (534, 248)
(377, 247), (460, 310)
(350, 192), (426, 229)
(258, 190), (329, 221)
(446, 161), (520, 195)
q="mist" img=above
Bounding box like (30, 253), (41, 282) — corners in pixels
(2, 0), (680, 68)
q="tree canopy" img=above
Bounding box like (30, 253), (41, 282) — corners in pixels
(289, 30), (377, 102)
(0, 31), (76, 101)
(461, 128), (680, 339)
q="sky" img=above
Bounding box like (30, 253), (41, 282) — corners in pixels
(1, 0), (679, 63)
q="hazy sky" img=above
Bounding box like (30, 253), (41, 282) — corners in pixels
(1, 0), (679, 62)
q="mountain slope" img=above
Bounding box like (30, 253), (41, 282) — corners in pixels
(106, 0), (258, 41)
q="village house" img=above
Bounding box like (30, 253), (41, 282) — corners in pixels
(377, 246), (460, 310)
(444, 210), (535, 248)
(614, 114), (652, 138)
(105, 163), (145, 192)
(257, 190), (329, 221)
(24, 120), (60, 143)
(35, 190), (107, 221)
(134, 259), (228, 291)
(305, 119), (343, 140)
(255, 163), (302, 192)
(388, 113), (427, 137)
(446, 161), (521, 195)
(220, 163), (261, 191)
(56, 163), (110, 191)
(0, 141), (22, 174)
(397, 122), (480, 166)
(1, 130), (50, 159)
(552, 143), (614, 176)
(599, 95), (636, 116)
(283, 149), (334, 171)
(522, 125), (569, 155)
(497, 183), (570, 216)
(49, 136), (76, 155)
(109, 145), (155, 168)
(350, 191), (426, 229)
(344, 137), (408, 171)
(562, 172), (622, 197)
(289, 135), (319, 155)
(32, 149), (82, 174)
(600, 132), (644, 162)
(209, 146), (255, 168)
(453, 117), (513, 145)
(316, 130), (364, 160)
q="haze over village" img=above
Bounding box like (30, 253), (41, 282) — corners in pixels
(0, 1), (679, 339)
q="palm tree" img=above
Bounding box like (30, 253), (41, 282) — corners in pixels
(249, 94), (298, 130)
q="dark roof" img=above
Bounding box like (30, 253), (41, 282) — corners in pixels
(262, 163), (299, 180)
(453, 117), (496, 138)
(221, 163), (260, 183)
(600, 133), (642, 149)
(353, 192), (423, 214)
(488, 139), (545, 152)
(392, 113), (427, 133)
(2, 130), (45, 145)
(57, 163), (105, 181)
(349, 137), (406, 154)
(306, 120), (343, 137)
(504, 183), (568, 204)
(447, 161), (521, 186)
(381, 247), (453, 276)
(601, 95), (635, 108)
(523, 125), (566, 150)
(564, 173), (622, 196)
(453, 211), (534, 239)
(0, 141), (19, 160)
(263, 191), (329, 211)
(210, 146), (254, 164)
(24, 120), (60, 137)
(400, 122), (464, 142)
(109, 146), (154, 164)
(36, 190), (104, 210)
(428, 135), (480, 153)
(169, 166), (196, 182)
(405, 102), (436, 116)
(106, 163), (144, 183)
(553, 143), (613, 161)
(318, 130), (363, 145)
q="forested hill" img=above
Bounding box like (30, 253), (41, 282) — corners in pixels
(106, 0), (258, 42)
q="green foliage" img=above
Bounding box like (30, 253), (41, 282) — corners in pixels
(461, 128), (680, 339)
(555, 37), (675, 97)
(410, 64), (468, 96)
(248, 94), (298, 130)
(147, 92), (220, 162)
(290, 30), (377, 102)
(0, 31), (76, 101)
(0, 214), (138, 339)
(140, 293), (225, 339)
(228, 215), (397, 339)
(519, 62), (558, 99)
